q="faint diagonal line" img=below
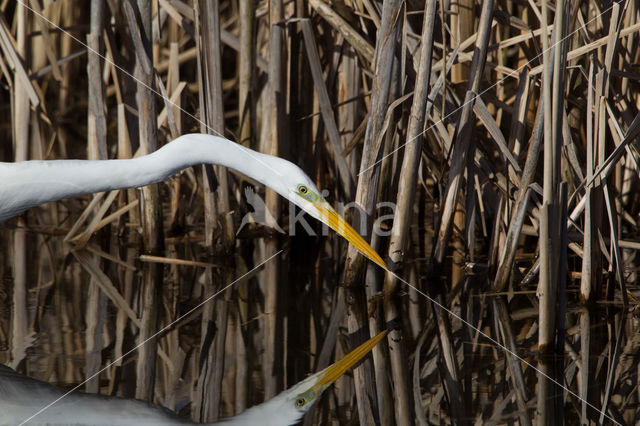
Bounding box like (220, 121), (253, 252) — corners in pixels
(15, 0), (284, 178)
(14, 1), (623, 423)
(387, 269), (621, 426)
(357, 3), (616, 177)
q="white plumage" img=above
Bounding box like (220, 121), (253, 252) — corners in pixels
(0, 135), (314, 222)
(0, 134), (385, 268)
(0, 331), (387, 426)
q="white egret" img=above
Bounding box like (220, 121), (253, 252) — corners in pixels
(0, 134), (385, 268)
(0, 330), (387, 425)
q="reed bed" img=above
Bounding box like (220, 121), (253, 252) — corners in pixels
(1, 0), (639, 424)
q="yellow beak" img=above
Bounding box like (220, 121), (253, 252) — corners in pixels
(316, 204), (387, 270)
(313, 330), (387, 390)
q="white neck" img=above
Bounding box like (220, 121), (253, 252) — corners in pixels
(0, 363), (306, 426)
(0, 134), (285, 222)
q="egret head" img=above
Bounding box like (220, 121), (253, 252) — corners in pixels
(227, 330), (387, 425)
(266, 159), (386, 270)
(286, 330), (388, 411)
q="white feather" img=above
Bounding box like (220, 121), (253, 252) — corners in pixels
(0, 364), (322, 426)
(0, 134), (321, 222)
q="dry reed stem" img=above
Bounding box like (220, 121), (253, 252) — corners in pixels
(3, 1), (640, 424)
(133, 0), (163, 402)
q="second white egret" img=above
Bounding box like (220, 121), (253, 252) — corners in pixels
(0, 331), (387, 425)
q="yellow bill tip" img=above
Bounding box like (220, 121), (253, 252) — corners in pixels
(314, 330), (388, 388)
(317, 205), (387, 270)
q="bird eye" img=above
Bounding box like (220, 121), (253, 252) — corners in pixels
(297, 184), (318, 202)
(295, 397), (306, 407)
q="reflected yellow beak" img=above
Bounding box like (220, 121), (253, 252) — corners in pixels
(313, 330), (387, 390)
(316, 204), (386, 270)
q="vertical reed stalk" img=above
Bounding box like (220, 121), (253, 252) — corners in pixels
(537, 0), (567, 422)
(84, 0), (106, 394)
(262, 0), (285, 400)
(450, 0), (474, 85)
(235, 0), (255, 413)
(428, 1), (494, 422)
(238, 0), (254, 148)
(10, 0), (30, 370)
(133, 0), (163, 401)
(192, 0), (235, 421)
(343, 1), (401, 424)
(383, 1), (438, 424)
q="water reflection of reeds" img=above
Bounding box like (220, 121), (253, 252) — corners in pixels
(1, 1), (640, 425)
